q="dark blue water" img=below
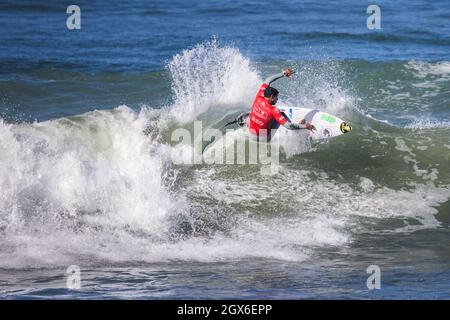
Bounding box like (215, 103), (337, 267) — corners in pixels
(2, 0), (450, 71)
(0, 0), (449, 299)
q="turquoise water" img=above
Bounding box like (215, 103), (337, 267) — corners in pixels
(0, 0), (449, 299)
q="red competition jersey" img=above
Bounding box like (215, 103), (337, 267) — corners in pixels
(249, 83), (287, 136)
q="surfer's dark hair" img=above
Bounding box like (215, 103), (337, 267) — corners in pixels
(264, 86), (279, 98)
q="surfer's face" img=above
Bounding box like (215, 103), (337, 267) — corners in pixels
(268, 95), (278, 105)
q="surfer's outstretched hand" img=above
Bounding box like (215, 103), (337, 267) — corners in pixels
(283, 68), (295, 78)
(305, 123), (316, 132)
(300, 119), (316, 132)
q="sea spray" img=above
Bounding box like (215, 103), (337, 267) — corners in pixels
(167, 39), (260, 123)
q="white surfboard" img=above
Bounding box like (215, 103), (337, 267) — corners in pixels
(275, 105), (352, 140)
(202, 106), (351, 154)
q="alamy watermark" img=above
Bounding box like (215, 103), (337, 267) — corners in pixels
(65, 5), (380, 31)
(366, 265), (381, 290)
(67, 5), (81, 30)
(367, 5), (381, 30)
(66, 265), (81, 290)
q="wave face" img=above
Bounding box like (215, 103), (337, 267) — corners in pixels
(1, 42), (449, 271)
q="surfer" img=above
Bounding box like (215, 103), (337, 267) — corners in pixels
(247, 68), (315, 141)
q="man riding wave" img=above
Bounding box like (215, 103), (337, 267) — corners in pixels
(237, 68), (315, 141)
(205, 68), (317, 154)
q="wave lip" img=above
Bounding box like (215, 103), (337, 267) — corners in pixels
(167, 39), (260, 123)
(2, 41), (450, 270)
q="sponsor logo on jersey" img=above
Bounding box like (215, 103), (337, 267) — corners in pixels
(251, 116), (264, 127)
(253, 105), (268, 119)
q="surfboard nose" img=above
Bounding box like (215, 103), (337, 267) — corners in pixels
(340, 122), (352, 133)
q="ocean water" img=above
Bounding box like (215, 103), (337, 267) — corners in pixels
(0, 0), (450, 299)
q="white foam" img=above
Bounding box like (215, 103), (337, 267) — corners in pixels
(395, 137), (413, 152)
(359, 177), (375, 192)
(274, 127), (312, 158)
(0, 106), (182, 268)
(1, 109), (449, 268)
(181, 168), (449, 261)
(406, 61), (450, 78)
(283, 61), (356, 117)
(405, 119), (450, 129)
(2, 48), (449, 269)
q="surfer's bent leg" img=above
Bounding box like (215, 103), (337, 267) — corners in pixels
(236, 112), (250, 127)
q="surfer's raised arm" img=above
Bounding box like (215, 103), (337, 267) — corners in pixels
(262, 68), (315, 132)
(263, 68), (295, 85)
(247, 66), (316, 139)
